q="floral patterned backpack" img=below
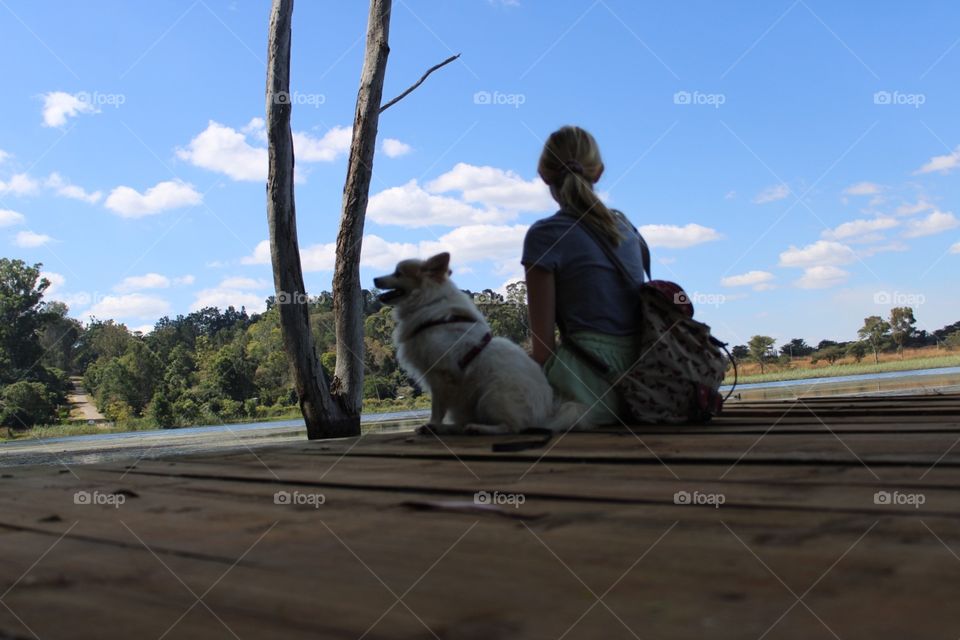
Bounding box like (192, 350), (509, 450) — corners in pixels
(563, 219), (735, 425)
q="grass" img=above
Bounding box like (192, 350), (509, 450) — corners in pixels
(1, 397), (431, 443)
(726, 351), (960, 385)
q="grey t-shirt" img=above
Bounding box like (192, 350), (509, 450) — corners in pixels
(521, 211), (646, 336)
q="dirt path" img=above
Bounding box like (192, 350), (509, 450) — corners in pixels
(67, 376), (107, 422)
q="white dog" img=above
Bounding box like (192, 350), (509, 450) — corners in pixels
(373, 252), (589, 435)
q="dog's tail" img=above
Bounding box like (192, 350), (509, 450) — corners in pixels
(544, 401), (593, 433)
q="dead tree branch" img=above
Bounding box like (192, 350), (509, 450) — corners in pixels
(379, 53), (460, 113)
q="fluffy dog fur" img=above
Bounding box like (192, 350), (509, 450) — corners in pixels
(373, 252), (588, 435)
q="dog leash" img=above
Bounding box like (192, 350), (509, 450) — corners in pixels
(410, 315), (493, 371)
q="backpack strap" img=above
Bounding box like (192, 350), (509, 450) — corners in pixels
(576, 213), (651, 288)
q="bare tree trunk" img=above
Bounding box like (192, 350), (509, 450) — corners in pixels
(332, 0), (392, 414)
(266, 0), (357, 439)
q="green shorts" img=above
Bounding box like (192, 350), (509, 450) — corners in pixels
(543, 331), (642, 426)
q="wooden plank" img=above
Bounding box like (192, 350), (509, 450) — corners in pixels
(3, 469), (960, 639)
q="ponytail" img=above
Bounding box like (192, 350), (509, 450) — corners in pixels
(538, 126), (622, 245)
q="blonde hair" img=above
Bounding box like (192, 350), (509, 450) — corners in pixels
(538, 125), (622, 245)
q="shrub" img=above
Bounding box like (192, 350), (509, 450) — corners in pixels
(0, 381), (59, 428)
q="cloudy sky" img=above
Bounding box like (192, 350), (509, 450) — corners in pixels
(1, 0), (958, 345)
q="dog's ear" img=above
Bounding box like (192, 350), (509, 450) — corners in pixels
(422, 252), (451, 282)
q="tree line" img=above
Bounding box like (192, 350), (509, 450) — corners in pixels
(735, 308), (960, 374)
(0, 258), (530, 430)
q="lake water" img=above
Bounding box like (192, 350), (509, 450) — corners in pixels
(2, 367), (958, 467)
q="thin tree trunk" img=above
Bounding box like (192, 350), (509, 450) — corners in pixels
(332, 0), (392, 414)
(266, 0), (357, 439)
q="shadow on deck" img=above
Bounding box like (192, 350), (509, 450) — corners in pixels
(2, 393), (960, 639)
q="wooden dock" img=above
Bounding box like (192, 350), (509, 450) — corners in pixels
(2, 394), (960, 639)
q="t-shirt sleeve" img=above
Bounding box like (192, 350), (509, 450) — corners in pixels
(521, 221), (563, 271)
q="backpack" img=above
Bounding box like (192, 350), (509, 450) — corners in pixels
(562, 218), (735, 424)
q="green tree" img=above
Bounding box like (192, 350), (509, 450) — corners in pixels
(147, 388), (176, 428)
(731, 345), (749, 360)
(858, 316), (890, 364)
(846, 342), (867, 363)
(889, 306), (916, 359)
(38, 301), (82, 373)
(0, 381), (59, 428)
(779, 338), (813, 358)
(748, 335), (776, 374)
(0, 259), (51, 382)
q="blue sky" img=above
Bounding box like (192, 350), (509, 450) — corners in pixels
(1, 0), (958, 347)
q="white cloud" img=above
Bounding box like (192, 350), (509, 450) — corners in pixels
(724, 190), (736, 200)
(243, 224), (530, 274)
(721, 271), (775, 289)
(44, 172), (102, 203)
(914, 145), (960, 175)
(857, 241), (909, 258)
(368, 163), (555, 228)
(178, 120), (267, 181)
(753, 183), (790, 204)
(15, 230), (53, 248)
(427, 163), (553, 212)
(821, 217), (899, 242)
(0, 173), (41, 196)
(114, 272), (195, 292)
(0, 209), (25, 227)
(951, 242), (960, 254)
(843, 182), (883, 196)
(382, 138), (412, 158)
(41, 271), (66, 297)
(368, 179), (509, 227)
(41, 91), (99, 127)
(637, 223), (722, 248)
(177, 119), (351, 181)
(0, 149), (10, 163)
(114, 273), (170, 293)
(104, 179), (202, 217)
(292, 126), (352, 162)
(902, 210), (959, 238)
(795, 265), (849, 289)
(191, 277), (269, 313)
(779, 240), (857, 268)
(896, 199), (935, 216)
(84, 293), (171, 321)
(241, 240), (272, 266)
